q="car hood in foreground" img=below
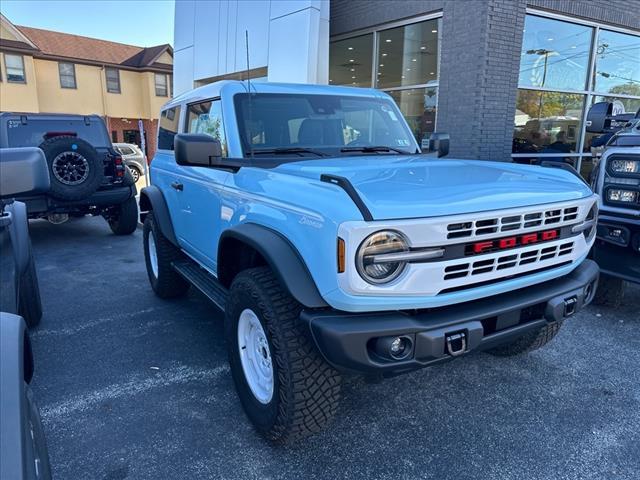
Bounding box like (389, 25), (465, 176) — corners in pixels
(273, 156), (593, 220)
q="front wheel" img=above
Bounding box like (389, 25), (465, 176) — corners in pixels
(225, 267), (342, 443)
(18, 248), (43, 328)
(107, 197), (138, 235)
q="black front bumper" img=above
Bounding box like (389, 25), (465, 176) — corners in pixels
(592, 213), (640, 284)
(301, 260), (599, 375)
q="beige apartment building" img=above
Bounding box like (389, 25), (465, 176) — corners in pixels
(0, 14), (173, 158)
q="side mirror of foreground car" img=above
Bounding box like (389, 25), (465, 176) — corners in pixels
(174, 133), (223, 167)
(422, 132), (450, 158)
(0, 148), (50, 198)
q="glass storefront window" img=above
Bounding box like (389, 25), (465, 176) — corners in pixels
(387, 87), (437, 142)
(376, 19), (439, 89)
(329, 33), (373, 87)
(593, 30), (640, 96)
(519, 15), (592, 91)
(513, 89), (585, 154)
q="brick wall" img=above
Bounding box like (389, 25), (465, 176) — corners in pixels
(330, 0), (640, 161)
(106, 117), (158, 161)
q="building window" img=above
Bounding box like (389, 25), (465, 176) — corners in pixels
(329, 16), (441, 143)
(329, 33), (373, 87)
(513, 12), (640, 177)
(185, 100), (227, 156)
(5, 54), (26, 83)
(155, 73), (168, 96)
(111, 130), (118, 143)
(158, 106), (181, 150)
(58, 62), (76, 88)
(593, 29), (640, 97)
(105, 67), (121, 93)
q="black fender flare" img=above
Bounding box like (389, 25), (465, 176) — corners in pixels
(218, 223), (328, 309)
(139, 186), (178, 246)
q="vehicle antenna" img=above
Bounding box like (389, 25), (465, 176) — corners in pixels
(245, 30), (254, 160)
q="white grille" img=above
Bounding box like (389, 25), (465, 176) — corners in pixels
(446, 206), (579, 239)
(443, 241), (574, 281)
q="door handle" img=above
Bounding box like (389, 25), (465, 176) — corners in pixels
(171, 181), (183, 191)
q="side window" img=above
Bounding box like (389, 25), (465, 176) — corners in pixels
(118, 146), (134, 155)
(185, 100), (227, 156)
(158, 106), (181, 151)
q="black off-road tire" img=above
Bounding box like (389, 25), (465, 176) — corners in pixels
(592, 274), (625, 308)
(143, 212), (190, 298)
(107, 196), (138, 235)
(225, 266), (342, 443)
(18, 250), (42, 328)
(39, 136), (103, 201)
(486, 321), (563, 357)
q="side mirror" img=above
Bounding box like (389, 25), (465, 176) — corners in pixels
(422, 132), (450, 157)
(586, 102), (612, 133)
(174, 133), (222, 167)
(586, 101), (635, 133)
(0, 147), (50, 198)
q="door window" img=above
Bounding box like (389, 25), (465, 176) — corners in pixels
(185, 100), (227, 156)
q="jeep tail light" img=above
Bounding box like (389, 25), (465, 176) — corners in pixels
(337, 238), (346, 273)
(114, 155), (123, 165)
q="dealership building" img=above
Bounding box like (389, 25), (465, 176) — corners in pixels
(174, 0), (640, 177)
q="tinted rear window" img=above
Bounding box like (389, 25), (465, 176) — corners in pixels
(158, 106), (181, 150)
(5, 118), (110, 148)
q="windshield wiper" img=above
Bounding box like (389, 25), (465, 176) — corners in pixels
(251, 147), (329, 157)
(340, 145), (413, 155)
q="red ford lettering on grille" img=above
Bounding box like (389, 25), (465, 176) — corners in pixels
(467, 229), (559, 255)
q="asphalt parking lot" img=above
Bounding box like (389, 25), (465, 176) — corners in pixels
(27, 216), (640, 480)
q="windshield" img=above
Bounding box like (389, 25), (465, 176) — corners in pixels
(234, 93), (418, 157)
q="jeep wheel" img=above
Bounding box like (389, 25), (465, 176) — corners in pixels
(127, 165), (141, 183)
(225, 267), (341, 443)
(39, 136), (103, 201)
(143, 212), (190, 298)
(592, 274), (624, 307)
(107, 197), (138, 235)
(486, 321), (563, 357)
(18, 247), (43, 328)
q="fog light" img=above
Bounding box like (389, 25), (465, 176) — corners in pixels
(373, 335), (413, 361)
(390, 337), (405, 355)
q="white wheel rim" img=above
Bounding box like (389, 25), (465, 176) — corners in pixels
(237, 309), (274, 404)
(148, 233), (159, 278)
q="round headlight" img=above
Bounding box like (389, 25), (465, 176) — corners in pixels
(356, 230), (409, 284)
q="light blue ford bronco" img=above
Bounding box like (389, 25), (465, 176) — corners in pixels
(141, 81), (599, 442)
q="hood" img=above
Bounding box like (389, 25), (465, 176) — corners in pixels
(273, 156), (593, 220)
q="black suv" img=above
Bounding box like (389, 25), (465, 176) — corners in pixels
(0, 113), (138, 235)
(585, 102), (640, 305)
(0, 147), (52, 479)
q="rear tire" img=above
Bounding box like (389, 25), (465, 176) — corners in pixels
(592, 274), (624, 307)
(18, 249), (42, 328)
(128, 165), (141, 183)
(486, 321), (563, 357)
(107, 197), (138, 235)
(225, 266), (341, 443)
(143, 212), (190, 298)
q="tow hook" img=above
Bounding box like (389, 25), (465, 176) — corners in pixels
(564, 296), (578, 317)
(445, 332), (467, 357)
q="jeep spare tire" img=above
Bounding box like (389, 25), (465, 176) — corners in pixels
(39, 136), (103, 201)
